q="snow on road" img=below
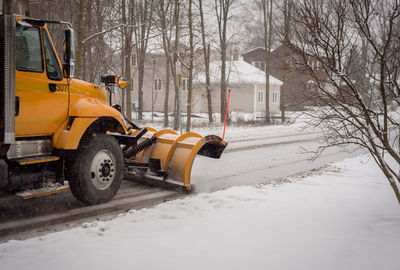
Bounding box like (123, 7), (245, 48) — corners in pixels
(190, 123), (361, 192)
(0, 155), (399, 270)
(191, 137), (361, 192)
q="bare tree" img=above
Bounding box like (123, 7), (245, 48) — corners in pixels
(199, 0), (213, 123)
(172, 0), (182, 131)
(156, 0), (172, 127)
(163, 56), (171, 127)
(155, 0), (182, 130)
(122, 0), (134, 121)
(281, 0), (291, 123)
(76, 0), (85, 79)
(289, 0), (400, 204)
(31, 0), (117, 83)
(186, 0), (194, 131)
(215, 0), (235, 123)
(133, 0), (154, 121)
(82, 0), (92, 81)
(261, 0), (273, 124)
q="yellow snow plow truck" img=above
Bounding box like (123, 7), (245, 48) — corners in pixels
(0, 0), (227, 205)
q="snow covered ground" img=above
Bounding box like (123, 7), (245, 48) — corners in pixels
(140, 111), (313, 141)
(0, 154), (399, 270)
(136, 110), (307, 130)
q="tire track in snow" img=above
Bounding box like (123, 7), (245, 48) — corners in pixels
(226, 130), (321, 143)
(226, 137), (320, 153)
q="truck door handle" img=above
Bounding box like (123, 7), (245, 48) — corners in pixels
(15, 96), (20, 116)
(49, 83), (57, 92)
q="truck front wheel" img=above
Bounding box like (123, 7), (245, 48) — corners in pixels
(68, 133), (123, 205)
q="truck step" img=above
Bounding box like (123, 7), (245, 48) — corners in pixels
(16, 182), (70, 200)
(15, 156), (59, 165)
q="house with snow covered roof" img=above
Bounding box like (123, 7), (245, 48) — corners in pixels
(194, 55), (283, 118)
(121, 49), (282, 119)
(242, 45), (326, 110)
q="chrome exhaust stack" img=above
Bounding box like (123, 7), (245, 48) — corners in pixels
(0, 0), (16, 144)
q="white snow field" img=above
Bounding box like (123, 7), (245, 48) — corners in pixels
(0, 154), (399, 270)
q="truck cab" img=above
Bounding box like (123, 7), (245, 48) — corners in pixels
(16, 21), (70, 137)
(1, 10), (130, 205)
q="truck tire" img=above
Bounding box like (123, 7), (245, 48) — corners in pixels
(68, 133), (123, 205)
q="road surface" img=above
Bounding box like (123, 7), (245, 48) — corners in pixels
(191, 130), (361, 192)
(0, 126), (362, 240)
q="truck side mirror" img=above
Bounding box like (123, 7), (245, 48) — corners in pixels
(63, 28), (75, 78)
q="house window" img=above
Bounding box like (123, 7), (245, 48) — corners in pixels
(258, 91), (264, 103)
(135, 0), (144, 8)
(130, 79), (134, 92)
(286, 58), (292, 68)
(307, 80), (316, 91)
(307, 59), (315, 69)
(131, 53), (137, 67)
(182, 77), (189, 91)
(253, 61), (266, 71)
(272, 91), (278, 103)
(154, 78), (162, 91)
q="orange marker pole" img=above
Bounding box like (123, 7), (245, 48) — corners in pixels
(223, 90), (231, 139)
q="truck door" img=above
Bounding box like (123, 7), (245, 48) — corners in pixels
(15, 25), (68, 137)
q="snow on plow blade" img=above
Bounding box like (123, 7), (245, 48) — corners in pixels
(133, 128), (227, 191)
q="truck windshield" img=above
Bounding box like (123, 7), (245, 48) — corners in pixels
(42, 29), (63, 81)
(16, 25), (44, 73)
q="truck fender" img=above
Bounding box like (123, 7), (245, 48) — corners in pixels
(53, 118), (96, 150)
(68, 96), (121, 119)
(53, 116), (127, 150)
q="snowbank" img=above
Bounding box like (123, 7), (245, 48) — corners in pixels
(0, 155), (398, 270)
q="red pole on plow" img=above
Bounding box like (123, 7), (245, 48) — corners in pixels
(223, 90), (231, 139)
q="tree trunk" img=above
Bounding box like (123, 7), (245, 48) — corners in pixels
(281, 71), (288, 123)
(215, 0), (231, 123)
(281, 0), (291, 123)
(206, 44), (213, 123)
(199, 0), (213, 123)
(83, 0), (93, 82)
(120, 5), (126, 116)
(220, 29), (227, 123)
(173, 0), (180, 131)
(138, 53), (144, 120)
(122, 0), (133, 121)
(186, 0), (194, 132)
(262, 0), (272, 125)
(76, 0), (85, 79)
(133, 0), (154, 121)
(163, 57), (170, 127)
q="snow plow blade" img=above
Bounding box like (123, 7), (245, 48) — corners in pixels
(129, 128), (227, 191)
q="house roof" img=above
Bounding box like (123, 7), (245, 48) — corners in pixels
(196, 60), (283, 86)
(241, 47), (266, 56)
